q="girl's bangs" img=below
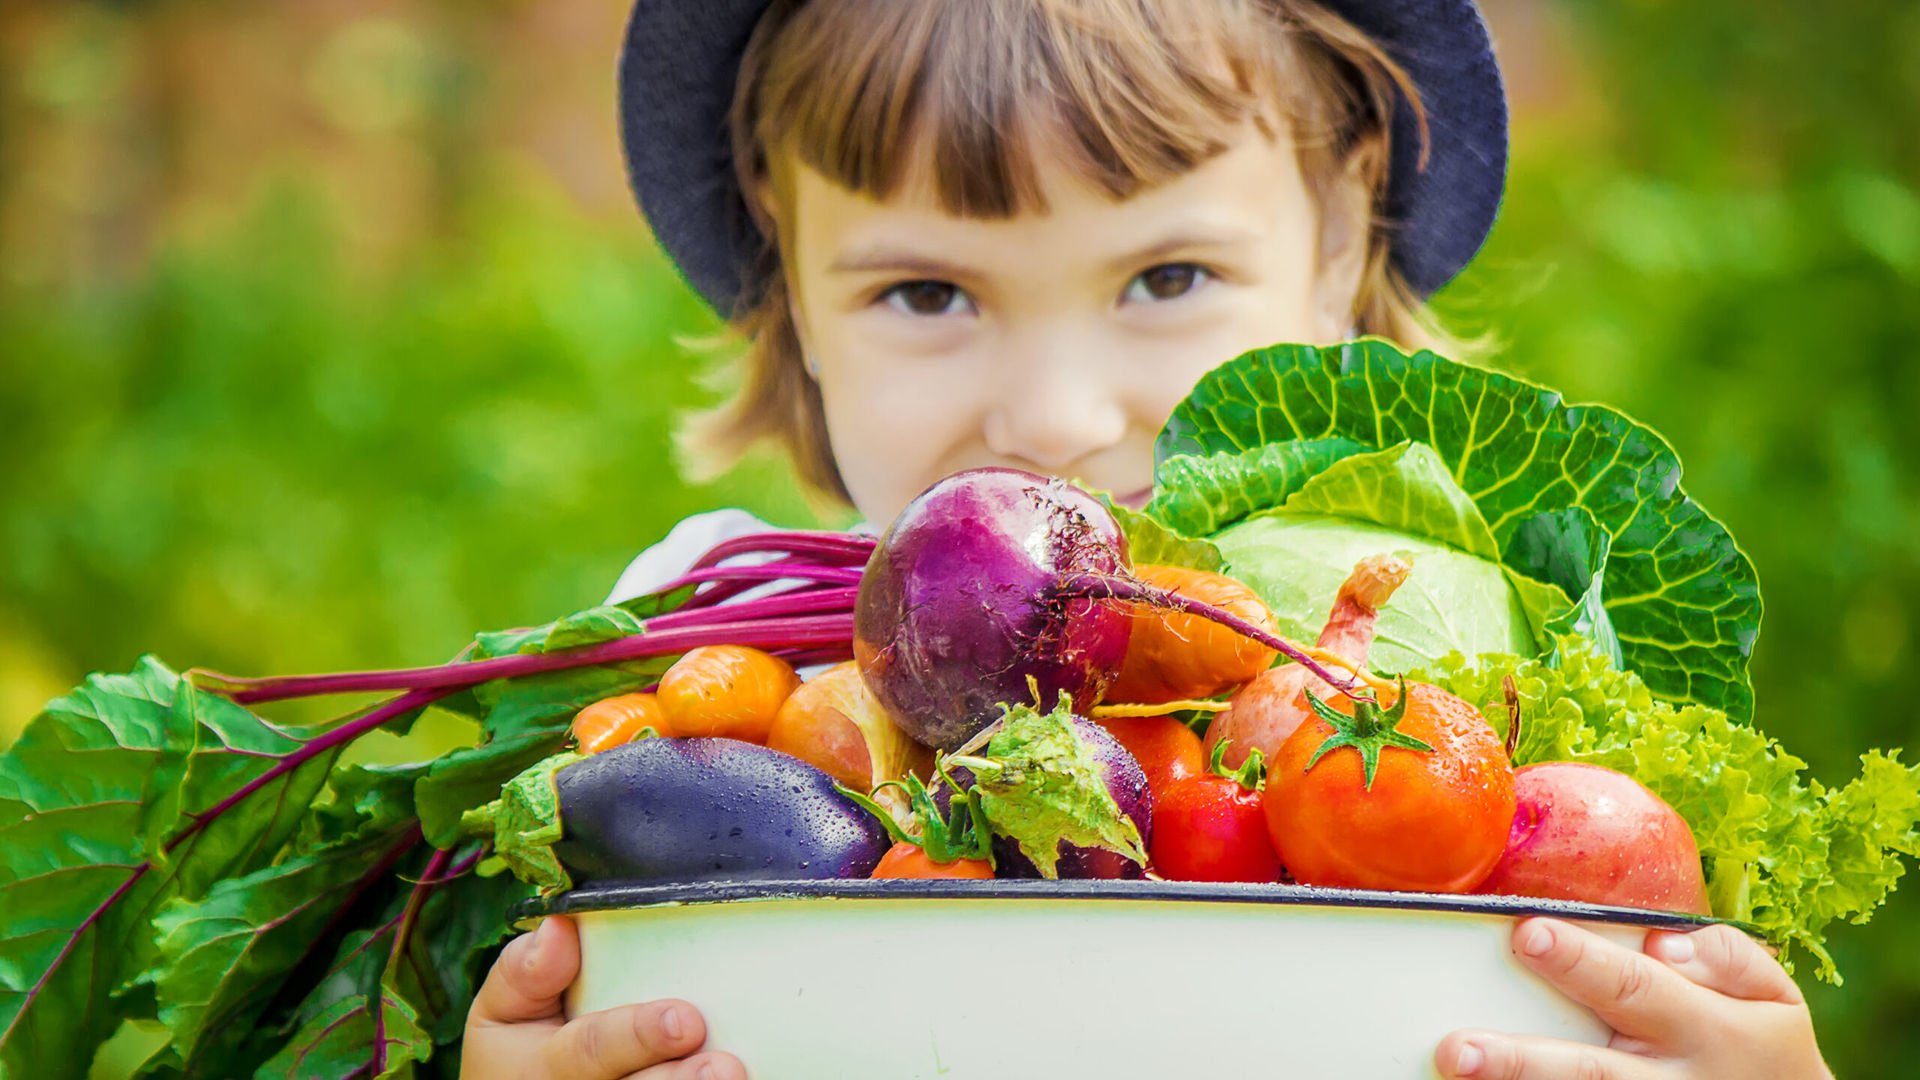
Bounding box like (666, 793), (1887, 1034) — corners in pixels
(749, 0), (1310, 217)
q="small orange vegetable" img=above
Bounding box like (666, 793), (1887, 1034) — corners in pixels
(1106, 564), (1280, 704)
(871, 843), (994, 879)
(571, 692), (670, 754)
(657, 645), (801, 743)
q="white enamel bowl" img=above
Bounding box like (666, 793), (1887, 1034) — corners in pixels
(532, 880), (1734, 1080)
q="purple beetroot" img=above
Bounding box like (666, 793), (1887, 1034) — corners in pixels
(854, 468), (1134, 752)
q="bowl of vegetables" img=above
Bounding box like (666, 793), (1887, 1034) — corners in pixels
(8, 342), (1915, 1077)
(534, 880), (1726, 1080)
(463, 440), (1752, 1077)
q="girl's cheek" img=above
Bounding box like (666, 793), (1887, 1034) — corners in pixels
(821, 363), (975, 479)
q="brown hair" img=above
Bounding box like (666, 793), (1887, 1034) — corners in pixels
(695, 0), (1481, 504)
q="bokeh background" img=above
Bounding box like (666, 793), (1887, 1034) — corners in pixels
(1, 0), (1914, 1075)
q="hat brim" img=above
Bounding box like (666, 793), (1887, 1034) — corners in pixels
(618, 0), (1506, 315)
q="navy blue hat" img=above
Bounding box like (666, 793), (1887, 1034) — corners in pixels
(618, 0), (1507, 315)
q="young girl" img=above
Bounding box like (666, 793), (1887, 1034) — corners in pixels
(462, 1), (1833, 1077)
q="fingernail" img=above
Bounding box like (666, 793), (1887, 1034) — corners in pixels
(663, 1006), (686, 1041)
(1658, 933), (1696, 964)
(698, 1065), (718, 1080)
(525, 919), (552, 966)
(1520, 922), (1554, 957)
(1454, 1040), (1485, 1077)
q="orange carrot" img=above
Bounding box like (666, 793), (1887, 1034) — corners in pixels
(1105, 564), (1280, 704)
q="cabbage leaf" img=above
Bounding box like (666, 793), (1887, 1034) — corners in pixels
(1149, 340), (1760, 720)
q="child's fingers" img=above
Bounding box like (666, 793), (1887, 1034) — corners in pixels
(624, 1050), (748, 1080)
(1644, 925), (1803, 1006)
(541, 999), (709, 1080)
(1509, 917), (1701, 1048)
(1434, 1028), (1661, 1080)
(469, 916), (581, 1027)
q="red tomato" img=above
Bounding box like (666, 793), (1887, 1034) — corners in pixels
(1149, 764), (1282, 884)
(1095, 715), (1204, 804)
(1265, 680), (1516, 894)
(871, 842), (994, 880)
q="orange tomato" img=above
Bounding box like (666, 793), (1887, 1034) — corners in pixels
(1106, 564), (1279, 704)
(1265, 680), (1516, 894)
(657, 645), (801, 743)
(571, 692), (671, 754)
(871, 842), (995, 879)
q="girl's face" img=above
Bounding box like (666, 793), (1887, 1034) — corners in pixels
(776, 125), (1368, 525)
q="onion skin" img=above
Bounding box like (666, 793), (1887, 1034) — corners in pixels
(855, 468), (1133, 752)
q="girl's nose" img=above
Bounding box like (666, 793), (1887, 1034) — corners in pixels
(981, 353), (1129, 472)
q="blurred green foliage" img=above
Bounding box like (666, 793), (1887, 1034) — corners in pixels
(0, 178), (822, 710)
(1, 0), (1915, 1076)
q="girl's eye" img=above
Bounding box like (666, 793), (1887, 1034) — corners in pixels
(1123, 263), (1212, 304)
(881, 280), (975, 317)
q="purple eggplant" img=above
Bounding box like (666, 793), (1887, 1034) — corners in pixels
(940, 712), (1155, 880)
(554, 737), (890, 884)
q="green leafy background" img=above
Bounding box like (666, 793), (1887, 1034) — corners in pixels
(0, 1), (1914, 1076)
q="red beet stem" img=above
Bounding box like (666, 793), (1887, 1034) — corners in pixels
(1, 860), (151, 1047)
(654, 562), (863, 598)
(644, 585), (859, 631)
(1060, 573), (1366, 700)
(203, 615), (856, 705)
(170, 689), (455, 836)
(687, 531), (875, 573)
(770, 646), (853, 669)
(372, 841), (453, 1074)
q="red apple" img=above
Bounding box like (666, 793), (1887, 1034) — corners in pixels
(1476, 761), (1711, 915)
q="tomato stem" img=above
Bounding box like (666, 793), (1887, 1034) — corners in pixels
(838, 761), (994, 867)
(1300, 676), (1434, 790)
(1208, 738), (1266, 792)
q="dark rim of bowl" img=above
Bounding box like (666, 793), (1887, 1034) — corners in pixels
(515, 879), (1756, 937)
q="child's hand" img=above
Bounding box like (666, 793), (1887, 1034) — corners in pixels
(1434, 917), (1832, 1079)
(462, 916), (746, 1080)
